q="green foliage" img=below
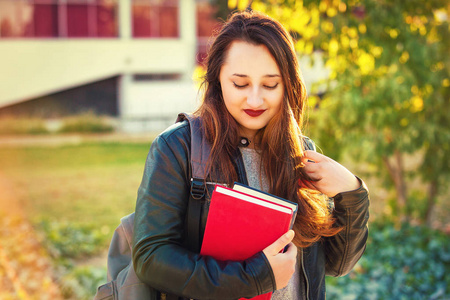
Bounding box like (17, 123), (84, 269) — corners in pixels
(59, 112), (114, 133)
(251, 0), (450, 221)
(326, 221), (450, 299)
(38, 220), (109, 260)
(60, 266), (107, 300)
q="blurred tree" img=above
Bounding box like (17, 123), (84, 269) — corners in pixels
(230, 0), (449, 225)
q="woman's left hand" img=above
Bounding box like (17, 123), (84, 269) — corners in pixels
(300, 150), (360, 198)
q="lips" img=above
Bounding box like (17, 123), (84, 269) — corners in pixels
(244, 109), (266, 117)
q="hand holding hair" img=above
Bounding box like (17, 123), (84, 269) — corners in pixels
(300, 150), (361, 197)
(262, 230), (297, 290)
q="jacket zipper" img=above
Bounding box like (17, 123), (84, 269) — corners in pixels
(300, 248), (310, 300)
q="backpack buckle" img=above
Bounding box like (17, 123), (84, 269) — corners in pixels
(190, 178), (205, 200)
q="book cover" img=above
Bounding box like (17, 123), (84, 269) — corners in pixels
(232, 182), (298, 229)
(200, 185), (297, 300)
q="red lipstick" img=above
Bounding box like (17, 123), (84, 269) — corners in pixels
(244, 109), (266, 117)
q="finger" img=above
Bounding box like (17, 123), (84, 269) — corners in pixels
(303, 150), (325, 163)
(302, 161), (319, 173)
(264, 230), (294, 256)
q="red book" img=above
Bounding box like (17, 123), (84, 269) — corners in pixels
(200, 185), (297, 300)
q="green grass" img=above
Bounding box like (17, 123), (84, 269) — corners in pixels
(0, 141), (152, 231)
(0, 140), (155, 298)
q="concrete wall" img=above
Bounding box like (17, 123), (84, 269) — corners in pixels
(0, 0), (198, 132)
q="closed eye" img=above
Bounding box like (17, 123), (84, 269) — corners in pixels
(264, 83), (279, 90)
(233, 82), (248, 89)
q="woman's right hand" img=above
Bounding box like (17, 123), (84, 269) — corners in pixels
(262, 230), (297, 290)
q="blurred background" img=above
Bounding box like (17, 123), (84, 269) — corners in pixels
(0, 0), (448, 299)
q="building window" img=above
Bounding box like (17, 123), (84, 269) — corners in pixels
(0, 0), (118, 38)
(196, 1), (222, 64)
(34, 3), (59, 37)
(132, 0), (179, 38)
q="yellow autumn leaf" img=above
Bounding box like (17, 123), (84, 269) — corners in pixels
(291, 12), (311, 32)
(192, 65), (206, 89)
(329, 38), (339, 56)
(358, 24), (367, 34)
(389, 64), (398, 73)
(330, 70), (337, 79)
(305, 41), (314, 54)
(411, 85), (419, 94)
(410, 96), (424, 112)
(405, 15), (413, 24)
(302, 26), (317, 40)
(310, 7), (320, 26)
(349, 38), (358, 49)
(251, 2), (266, 12)
(340, 34), (350, 48)
(325, 58), (336, 68)
(442, 78), (450, 87)
(295, 40), (306, 53)
(348, 27), (358, 38)
(396, 76), (405, 84)
(419, 26), (427, 36)
(399, 51), (409, 64)
(238, 0), (249, 11)
(389, 29), (399, 39)
(357, 52), (375, 75)
(319, 1), (328, 12)
(370, 46), (383, 58)
(228, 0), (238, 10)
(424, 84), (433, 95)
(308, 95), (319, 108)
(420, 16), (428, 24)
(321, 21), (334, 34)
(327, 7), (338, 17)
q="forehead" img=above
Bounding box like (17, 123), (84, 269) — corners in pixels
(222, 41), (281, 76)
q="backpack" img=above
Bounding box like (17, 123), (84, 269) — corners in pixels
(94, 113), (210, 300)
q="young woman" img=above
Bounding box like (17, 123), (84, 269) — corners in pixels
(132, 10), (369, 300)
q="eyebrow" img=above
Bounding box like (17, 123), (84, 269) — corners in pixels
(232, 73), (281, 78)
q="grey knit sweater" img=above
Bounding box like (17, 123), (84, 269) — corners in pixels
(239, 147), (301, 300)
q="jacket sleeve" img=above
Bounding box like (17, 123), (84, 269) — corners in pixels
(323, 178), (370, 277)
(132, 127), (275, 300)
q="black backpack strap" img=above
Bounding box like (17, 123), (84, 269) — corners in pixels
(176, 113), (210, 253)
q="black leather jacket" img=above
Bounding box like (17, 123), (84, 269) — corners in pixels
(132, 121), (370, 300)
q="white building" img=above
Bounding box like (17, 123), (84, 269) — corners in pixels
(0, 0), (217, 132)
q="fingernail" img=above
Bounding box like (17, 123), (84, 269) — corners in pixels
(286, 230), (294, 239)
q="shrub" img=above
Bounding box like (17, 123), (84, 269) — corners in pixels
(38, 219), (110, 260)
(326, 221), (450, 299)
(59, 112), (114, 133)
(0, 117), (49, 135)
(60, 266), (107, 300)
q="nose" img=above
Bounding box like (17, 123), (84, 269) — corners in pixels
(246, 87), (264, 108)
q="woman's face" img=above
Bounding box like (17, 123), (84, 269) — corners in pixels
(219, 41), (284, 140)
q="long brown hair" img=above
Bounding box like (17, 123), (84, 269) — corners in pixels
(195, 10), (341, 248)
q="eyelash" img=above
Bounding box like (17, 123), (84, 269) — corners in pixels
(233, 82), (279, 90)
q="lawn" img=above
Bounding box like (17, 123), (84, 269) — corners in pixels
(0, 141), (151, 229)
(0, 137), (448, 299)
(0, 139), (153, 299)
